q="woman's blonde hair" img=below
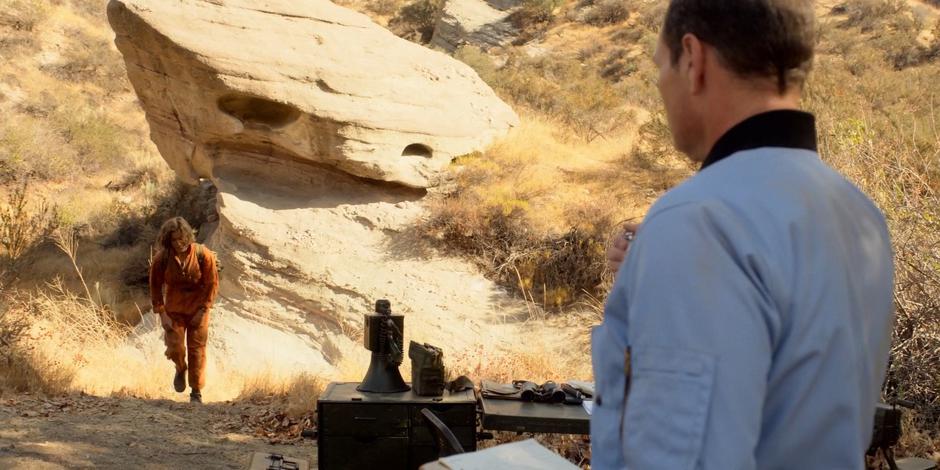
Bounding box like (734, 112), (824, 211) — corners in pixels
(156, 216), (195, 254)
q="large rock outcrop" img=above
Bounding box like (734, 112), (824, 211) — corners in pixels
(108, 0), (518, 189)
(108, 0), (540, 394)
(430, 0), (524, 53)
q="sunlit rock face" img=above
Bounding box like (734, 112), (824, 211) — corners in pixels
(108, 0), (518, 189)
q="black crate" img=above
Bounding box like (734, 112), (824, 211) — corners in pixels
(317, 382), (477, 470)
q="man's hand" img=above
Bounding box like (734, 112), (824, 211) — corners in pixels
(607, 223), (639, 274)
(158, 311), (173, 330)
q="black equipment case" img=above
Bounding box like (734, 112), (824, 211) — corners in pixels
(317, 382), (477, 470)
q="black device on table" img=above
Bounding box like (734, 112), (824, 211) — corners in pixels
(317, 382), (477, 470)
(317, 300), (477, 470)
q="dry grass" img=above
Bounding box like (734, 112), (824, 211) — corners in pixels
(0, 0), (51, 32)
(456, 46), (636, 140)
(41, 26), (128, 90)
(0, 282), (126, 395)
(0, 293), (74, 395)
(422, 114), (681, 309)
(0, 182), (59, 273)
(434, 36), (687, 309)
(237, 373), (326, 419)
(446, 334), (592, 384)
(832, 0), (940, 69)
(0, 0), (157, 180)
(0, 114), (77, 179)
(1, 77), (136, 183)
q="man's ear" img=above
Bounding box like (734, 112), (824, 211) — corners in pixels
(681, 33), (706, 95)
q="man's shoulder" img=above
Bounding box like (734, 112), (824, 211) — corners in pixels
(645, 148), (889, 250)
(654, 149), (881, 217)
(643, 176), (728, 227)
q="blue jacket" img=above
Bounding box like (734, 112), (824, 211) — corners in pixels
(591, 147), (894, 469)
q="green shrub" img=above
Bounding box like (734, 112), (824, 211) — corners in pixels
(388, 0), (444, 43)
(508, 0), (563, 31)
(580, 0), (629, 26)
(424, 193), (612, 309)
(837, 0), (908, 32)
(600, 47), (638, 81)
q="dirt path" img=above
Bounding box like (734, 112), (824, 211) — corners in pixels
(0, 393), (317, 469)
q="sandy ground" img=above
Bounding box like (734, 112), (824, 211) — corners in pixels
(0, 392), (317, 469)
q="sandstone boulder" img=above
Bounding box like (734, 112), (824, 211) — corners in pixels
(108, 0), (518, 188)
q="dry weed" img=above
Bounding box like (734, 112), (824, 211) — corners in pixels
(0, 181), (59, 270)
(0, 281), (125, 395)
(237, 372), (326, 419)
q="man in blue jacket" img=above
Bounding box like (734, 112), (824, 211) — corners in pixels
(593, 1), (895, 469)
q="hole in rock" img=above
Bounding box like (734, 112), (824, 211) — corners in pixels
(402, 143), (432, 158)
(217, 94), (301, 128)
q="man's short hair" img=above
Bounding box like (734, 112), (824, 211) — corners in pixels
(662, 0), (815, 93)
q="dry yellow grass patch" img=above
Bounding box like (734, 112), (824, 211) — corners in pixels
(424, 110), (688, 308)
(453, 113), (646, 235)
(237, 372), (326, 419)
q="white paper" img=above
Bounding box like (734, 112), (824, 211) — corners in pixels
(582, 400), (593, 415)
(437, 439), (578, 470)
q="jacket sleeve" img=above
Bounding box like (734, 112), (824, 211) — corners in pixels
(149, 251), (166, 312)
(613, 201), (777, 470)
(197, 246), (219, 311)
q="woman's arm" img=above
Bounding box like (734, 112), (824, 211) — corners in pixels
(197, 246), (219, 311)
(149, 251), (166, 314)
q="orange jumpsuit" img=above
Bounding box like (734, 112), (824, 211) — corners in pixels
(149, 243), (219, 391)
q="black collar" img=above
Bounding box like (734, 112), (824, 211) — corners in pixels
(700, 110), (817, 171)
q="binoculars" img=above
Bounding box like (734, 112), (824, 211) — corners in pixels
(514, 381), (569, 404)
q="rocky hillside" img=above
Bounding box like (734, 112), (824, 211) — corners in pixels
(0, 0), (938, 465)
